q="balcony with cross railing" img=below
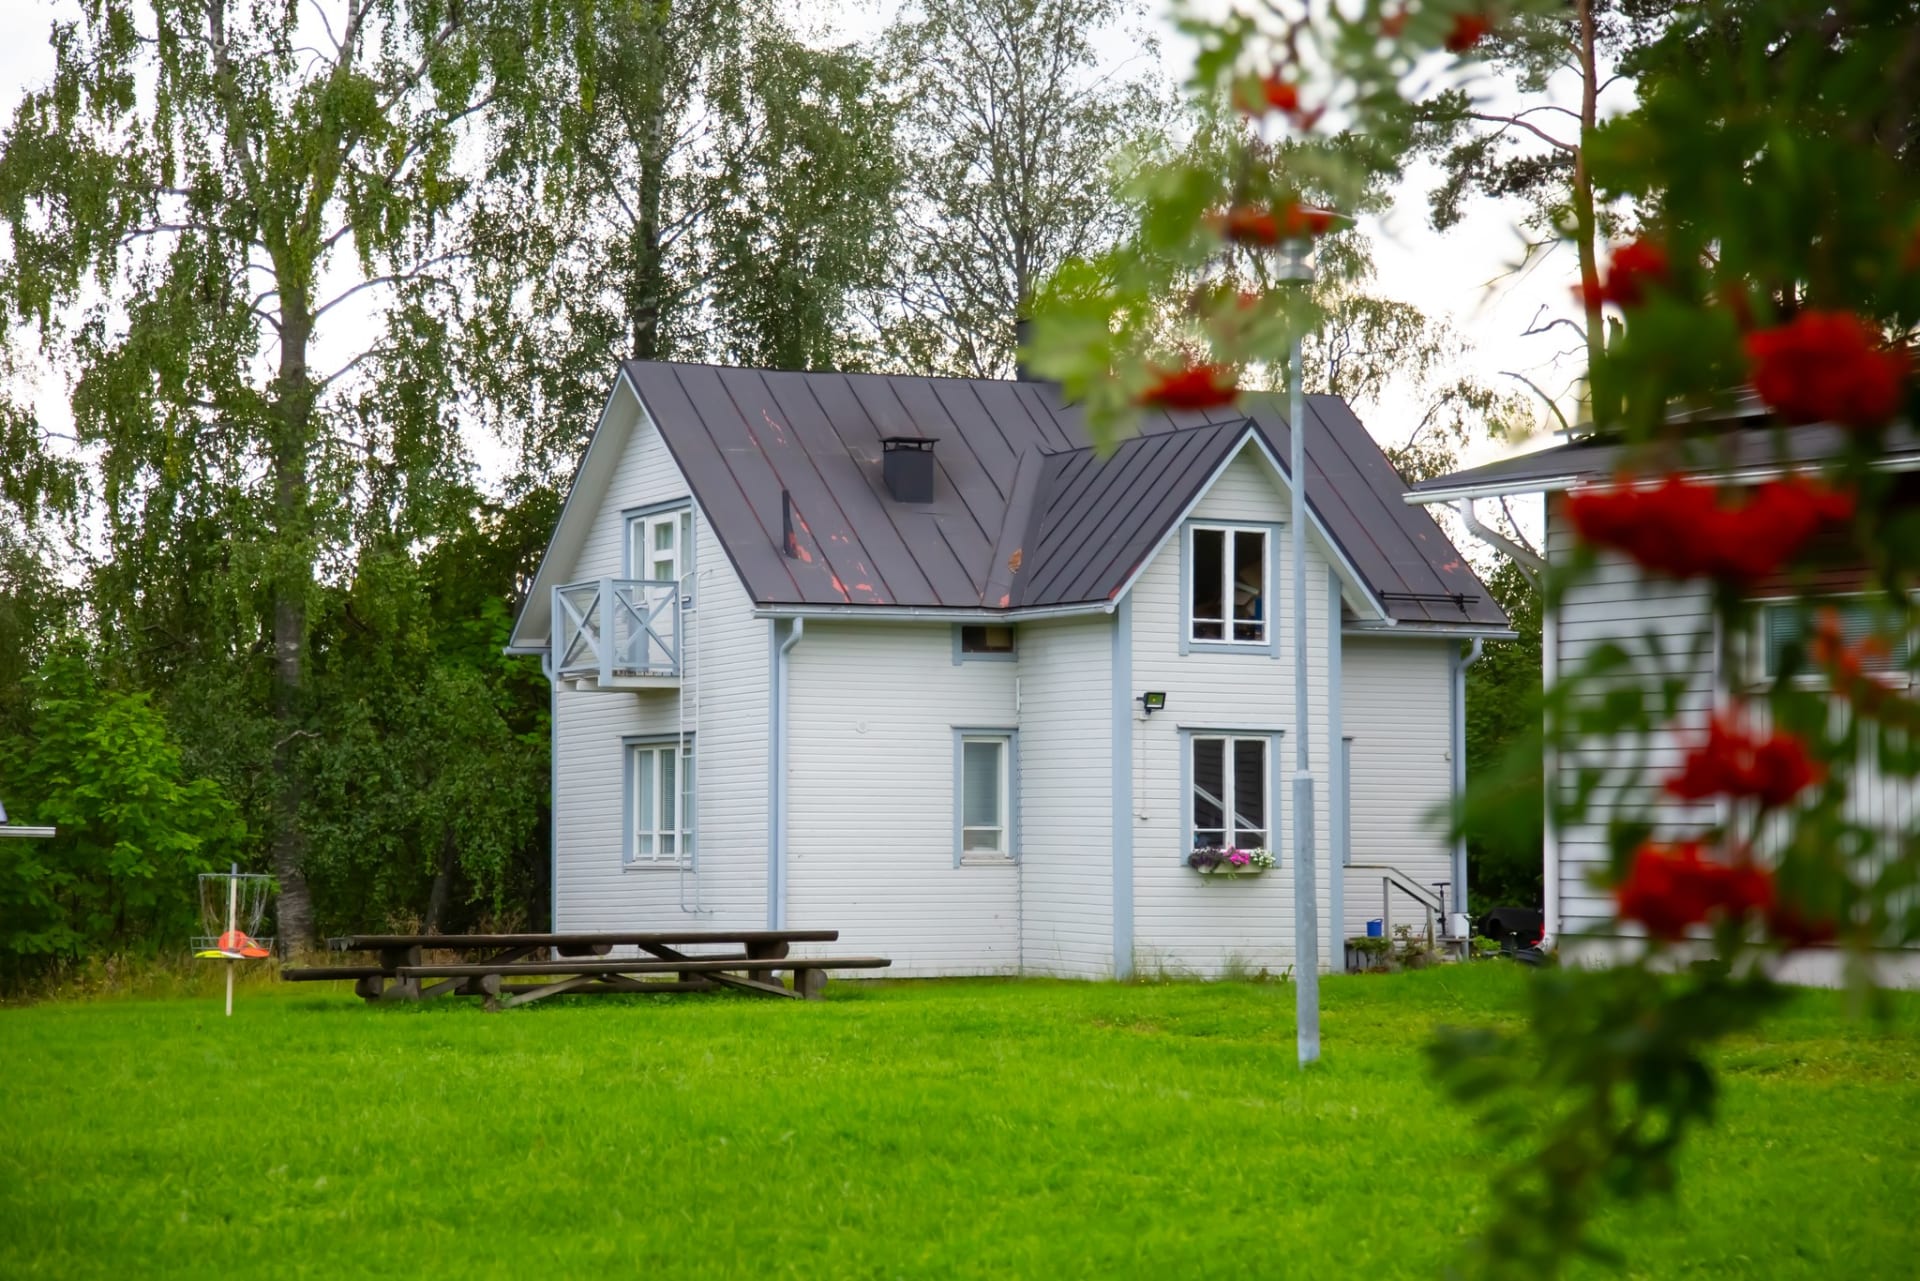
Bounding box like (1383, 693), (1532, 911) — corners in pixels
(553, 578), (682, 690)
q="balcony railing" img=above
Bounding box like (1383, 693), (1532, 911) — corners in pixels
(553, 578), (681, 686)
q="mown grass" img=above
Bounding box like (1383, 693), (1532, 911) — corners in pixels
(2, 965), (1915, 1280)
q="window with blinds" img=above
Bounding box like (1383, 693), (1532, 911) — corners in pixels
(1760, 599), (1912, 680)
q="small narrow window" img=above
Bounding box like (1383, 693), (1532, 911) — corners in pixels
(1190, 734), (1268, 852)
(1189, 525), (1268, 645)
(959, 735), (1011, 857)
(960, 624), (1015, 655)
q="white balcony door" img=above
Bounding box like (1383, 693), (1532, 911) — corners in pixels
(628, 509), (692, 588)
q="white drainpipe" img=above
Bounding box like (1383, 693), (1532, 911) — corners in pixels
(773, 618), (805, 929)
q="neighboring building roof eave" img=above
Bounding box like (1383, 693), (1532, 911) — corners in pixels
(1407, 419), (1920, 505)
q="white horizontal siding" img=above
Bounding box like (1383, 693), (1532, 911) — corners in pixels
(786, 622), (1019, 977)
(1548, 512), (1719, 935)
(552, 394), (768, 938)
(1340, 637), (1455, 941)
(1130, 446), (1338, 977)
(1017, 616), (1115, 978)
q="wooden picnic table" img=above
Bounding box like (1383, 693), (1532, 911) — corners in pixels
(280, 929), (889, 1009)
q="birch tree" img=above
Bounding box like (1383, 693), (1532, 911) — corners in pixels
(0, 0), (544, 947)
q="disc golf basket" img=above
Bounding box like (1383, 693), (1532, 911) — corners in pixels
(193, 864), (275, 1016)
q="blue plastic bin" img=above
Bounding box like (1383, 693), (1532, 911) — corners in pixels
(1365, 919), (1383, 938)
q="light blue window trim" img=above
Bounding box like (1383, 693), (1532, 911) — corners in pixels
(1177, 726), (1285, 864)
(1111, 598), (1134, 977)
(1340, 737), (1354, 867)
(1179, 519), (1284, 658)
(621, 498), (697, 607)
(951, 624), (1019, 664)
(952, 727), (1020, 864)
(621, 733), (695, 870)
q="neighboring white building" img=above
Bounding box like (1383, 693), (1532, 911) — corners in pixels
(1409, 415), (1920, 986)
(508, 362), (1510, 979)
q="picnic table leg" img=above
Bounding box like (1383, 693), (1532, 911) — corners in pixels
(353, 974), (386, 1002)
(380, 946), (422, 1001)
(746, 939), (789, 988)
(794, 967), (828, 1001)
(479, 972), (502, 1013)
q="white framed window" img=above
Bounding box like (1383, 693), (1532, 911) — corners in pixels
(1189, 524), (1270, 645)
(954, 730), (1017, 862)
(1757, 597), (1912, 684)
(626, 738), (694, 866)
(1190, 734), (1269, 852)
(626, 505), (693, 589)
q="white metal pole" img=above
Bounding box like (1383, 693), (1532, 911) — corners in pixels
(225, 862), (238, 1018)
(1288, 237), (1320, 1067)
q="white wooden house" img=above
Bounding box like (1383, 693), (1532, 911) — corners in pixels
(507, 362), (1511, 978)
(1409, 414), (1920, 985)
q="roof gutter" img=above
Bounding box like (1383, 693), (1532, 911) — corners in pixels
(1343, 623), (1517, 641)
(752, 600), (1119, 623)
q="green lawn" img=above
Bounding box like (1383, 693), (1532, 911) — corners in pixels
(3, 965), (1915, 1279)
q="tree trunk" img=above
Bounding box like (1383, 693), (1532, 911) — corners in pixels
(628, 105), (670, 361)
(424, 829), (458, 934)
(269, 289), (318, 953)
(1572, 0), (1606, 421)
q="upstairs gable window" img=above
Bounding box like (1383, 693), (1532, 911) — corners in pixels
(627, 505), (693, 588)
(1190, 525), (1269, 645)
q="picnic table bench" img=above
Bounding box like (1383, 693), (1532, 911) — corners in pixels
(280, 930), (889, 1009)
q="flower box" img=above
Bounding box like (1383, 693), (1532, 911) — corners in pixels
(1186, 847), (1275, 878)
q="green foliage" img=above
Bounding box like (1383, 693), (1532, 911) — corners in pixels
(1432, 963), (1790, 1276)
(882, 0), (1173, 378)
(1466, 560), (1545, 908)
(468, 0), (903, 483)
(0, 652), (241, 987)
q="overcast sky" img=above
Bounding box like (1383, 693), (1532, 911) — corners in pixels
(0, 0), (1582, 520)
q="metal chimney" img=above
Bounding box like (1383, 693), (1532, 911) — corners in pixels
(881, 437), (937, 503)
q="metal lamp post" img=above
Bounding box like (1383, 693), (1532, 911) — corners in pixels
(1281, 232), (1320, 1067)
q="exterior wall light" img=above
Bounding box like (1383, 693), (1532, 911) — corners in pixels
(1141, 691), (1167, 716)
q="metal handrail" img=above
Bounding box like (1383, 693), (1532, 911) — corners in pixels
(1351, 863), (1446, 949)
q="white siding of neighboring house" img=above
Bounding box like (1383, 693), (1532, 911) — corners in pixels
(1547, 509), (1719, 939)
(1017, 615), (1116, 978)
(1339, 637), (1457, 941)
(1129, 444), (1339, 978)
(785, 621), (1020, 976)
(550, 389), (770, 941)
(1547, 510), (1920, 985)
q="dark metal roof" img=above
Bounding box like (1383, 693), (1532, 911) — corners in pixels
(1409, 420), (1920, 499)
(619, 360), (1506, 628)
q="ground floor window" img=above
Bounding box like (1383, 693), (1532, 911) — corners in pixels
(1191, 734), (1268, 851)
(626, 738), (694, 865)
(955, 730), (1017, 861)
